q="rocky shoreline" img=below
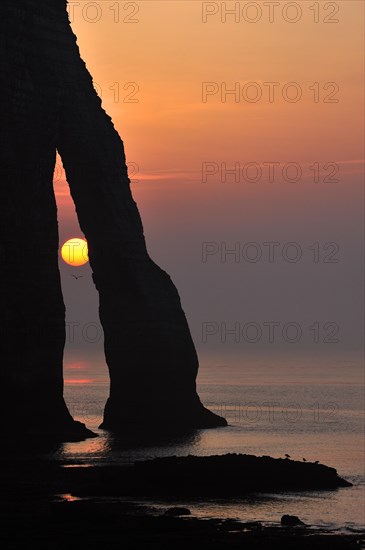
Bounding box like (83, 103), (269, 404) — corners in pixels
(1, 497), (364, 549)
(1, 453), (362, 549)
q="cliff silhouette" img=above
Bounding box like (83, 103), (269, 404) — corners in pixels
(0, 0), (226, 441)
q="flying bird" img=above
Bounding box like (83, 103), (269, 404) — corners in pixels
(302, 458), (307, 462)
(71, 274), (83, 280)
(285, 454), (291, 459)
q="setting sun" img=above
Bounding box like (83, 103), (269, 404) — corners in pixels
(61, 237), (89, 267)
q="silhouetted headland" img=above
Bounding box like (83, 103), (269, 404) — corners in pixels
(0, 0), (225, 441)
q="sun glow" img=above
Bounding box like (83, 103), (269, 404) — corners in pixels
(61, 238), (89, 267)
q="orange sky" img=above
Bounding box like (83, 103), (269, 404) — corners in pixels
(56, 1), (364, 361)
(54, 0), (363, 197)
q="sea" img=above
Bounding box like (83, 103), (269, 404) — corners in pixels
(51, 351), (364, 533)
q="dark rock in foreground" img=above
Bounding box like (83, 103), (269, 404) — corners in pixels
(131, 454), (352, 494)
(61, 453), (351, 498)
(1, 499), (363, 550)
(0, 453), (358, 549)
(281, 514), (306, 526)
(164, 507), (191, 516)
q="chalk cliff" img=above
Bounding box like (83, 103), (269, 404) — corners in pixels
(0, 0), (226, 440)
